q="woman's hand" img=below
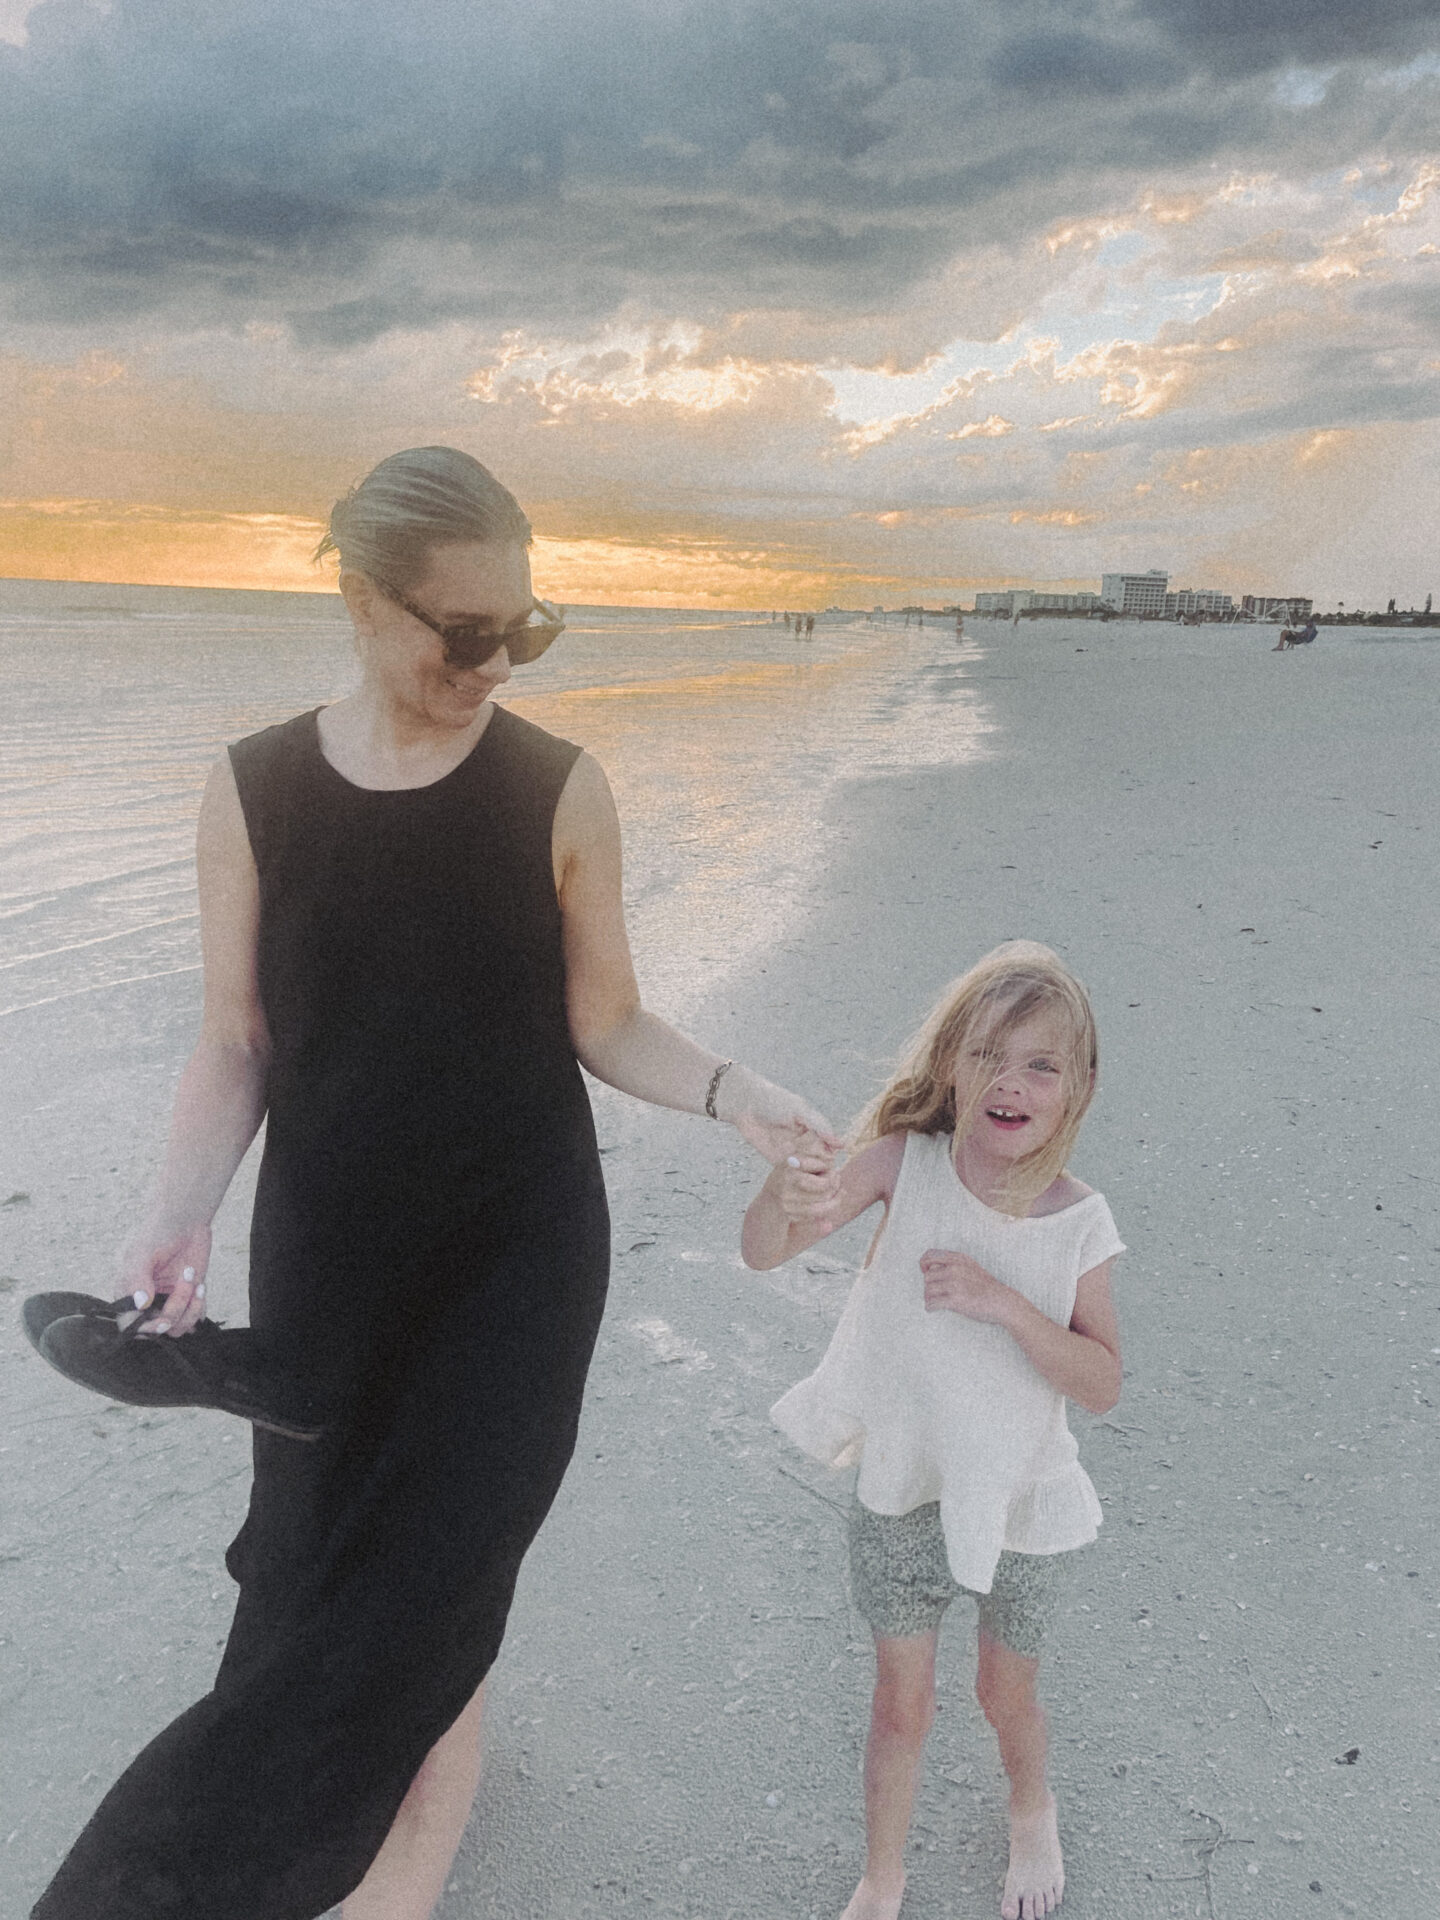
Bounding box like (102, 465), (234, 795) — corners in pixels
(719, 1067), (843, 1167)
(115, 1222), (213, 1337)
(920, 1247), (1013, 1326)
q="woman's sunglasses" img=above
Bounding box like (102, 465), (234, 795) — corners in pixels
(376, 579), (566, 668)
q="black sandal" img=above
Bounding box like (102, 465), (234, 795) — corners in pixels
(22, 1290), (326, 1441)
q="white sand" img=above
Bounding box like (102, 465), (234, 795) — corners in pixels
(3, 620), (1437, 1918)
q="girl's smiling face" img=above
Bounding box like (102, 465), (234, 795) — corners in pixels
(951, 1009), (1071, 1166)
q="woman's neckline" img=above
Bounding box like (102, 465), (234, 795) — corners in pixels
(941, 1134), (1097, 1222)
(309, 702), (505, 793)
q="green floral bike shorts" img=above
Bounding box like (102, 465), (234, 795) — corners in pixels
(848, 1499), (1071, 1658)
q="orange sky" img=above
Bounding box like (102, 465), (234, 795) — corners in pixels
(1, 6), (1436, 608)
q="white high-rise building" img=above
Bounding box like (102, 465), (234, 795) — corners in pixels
(1164, 588), (1235, 618)
(1241, 594), (1313, 622)
(1101, 571), (1168, 616)
(974, 590), (1033, 614)
(1029, 592), (1103, 612)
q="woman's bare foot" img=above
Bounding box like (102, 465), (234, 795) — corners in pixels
(1000, 1793), (1063, 1919)
(840, 1872), (906, 1920)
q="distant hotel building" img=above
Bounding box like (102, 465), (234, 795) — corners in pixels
(1101, 571), (1169, 616)
(974, 589), (1102, 614)
(1030, 591), (1104, 613)
(1093, 574), (1238, 618)
(1165, 588), (1235, 618)
(969, 574), (1305, 621)
(1242, 593), (1313, 622)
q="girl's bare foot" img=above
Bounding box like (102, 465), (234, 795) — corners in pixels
(1000, 1793), (1063, 1919)
(840, 1872), (906, 1920)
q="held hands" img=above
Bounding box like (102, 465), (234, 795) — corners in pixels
(722, 1066), (843, 1168)
(115, 1222), (213, 1337)
(775, 1146), (846, 1238)
(920, 1247), (1013, 1326)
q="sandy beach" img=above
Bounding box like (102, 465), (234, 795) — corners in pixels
(3, 616), (1437, 1919)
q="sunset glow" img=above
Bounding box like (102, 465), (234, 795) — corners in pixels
(0, 5), (1436, 607)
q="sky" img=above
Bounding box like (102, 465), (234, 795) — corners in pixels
(1, 0), (1437, 607)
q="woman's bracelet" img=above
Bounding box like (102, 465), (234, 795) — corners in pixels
(704, 1059), (734, 1120)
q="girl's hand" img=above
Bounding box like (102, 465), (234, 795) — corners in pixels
(723, 1068), (843, 1167)
(920, 1247), (1013, 1326)
(775, 1150), (844, 1233)
(115, 1223), (213, 1337)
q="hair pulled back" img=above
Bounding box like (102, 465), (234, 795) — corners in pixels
(314, 446), (532, 594)
(853, 940), (1098, 1217)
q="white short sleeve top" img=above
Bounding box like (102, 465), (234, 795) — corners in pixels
(771, 1130), (1125, 1593)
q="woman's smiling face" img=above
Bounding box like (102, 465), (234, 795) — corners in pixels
(951, 1007), (1071, 1164)
(358, 540), (533, 728)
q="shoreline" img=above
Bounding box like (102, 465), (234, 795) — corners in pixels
(4, 576), (1435, 632)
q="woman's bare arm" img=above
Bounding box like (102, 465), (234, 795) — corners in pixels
(122, 754), (272, 1334)
(553, 752), (839, 1164)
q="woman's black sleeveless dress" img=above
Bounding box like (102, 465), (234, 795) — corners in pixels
(34, 705), (611, 1920)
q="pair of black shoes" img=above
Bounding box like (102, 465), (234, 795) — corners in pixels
(22, 1292), (325, 1441)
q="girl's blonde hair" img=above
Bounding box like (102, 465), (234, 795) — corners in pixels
(854, 941), (1098, 1216)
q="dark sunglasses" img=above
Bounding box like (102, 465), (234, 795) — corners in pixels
(376, 579), (566, 668)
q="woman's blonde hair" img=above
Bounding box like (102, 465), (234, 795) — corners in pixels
(314, 446), (532, 593)
(854, 941), (1098, 1216)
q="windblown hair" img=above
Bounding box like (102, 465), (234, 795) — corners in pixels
(853, 940), (1098, 1217)
(313, 446), (532, 593)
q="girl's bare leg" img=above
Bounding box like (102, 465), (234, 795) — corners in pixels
(975, 1631), (1063, 1920)
(840, 1631), (939, 1920)
(342, 1681), (486, 1920)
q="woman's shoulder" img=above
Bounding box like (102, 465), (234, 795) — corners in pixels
(227, 707), (320, 787)
(490, 704), (583, 773)
(228, 706), (321, 769)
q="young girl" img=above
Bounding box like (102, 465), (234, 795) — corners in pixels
(743, 943), (1124, 1920)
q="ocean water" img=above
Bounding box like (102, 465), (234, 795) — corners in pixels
(0, 586), (991, 1027)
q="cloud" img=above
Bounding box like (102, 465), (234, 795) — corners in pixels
(986, 31), (1184, 98)
(5, 149), (1438, 603)
(1136, 0), (1440, 71)
(0, 3), (1436, 604)
(0, 494), (329, 589)
(0, 0), (1435, 352)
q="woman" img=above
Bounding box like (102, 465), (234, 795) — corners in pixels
(32, 447), (837, 1920)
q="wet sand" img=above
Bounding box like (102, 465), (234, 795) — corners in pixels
(3, 620), (1437, 1918)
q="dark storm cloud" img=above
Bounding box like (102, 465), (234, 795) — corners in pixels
(986, 31), (1184, 98)
(0, 0), (1435, 345)
(1135, 0), (1440, 70)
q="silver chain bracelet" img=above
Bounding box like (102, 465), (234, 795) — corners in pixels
(704, 1059), (734, 1119)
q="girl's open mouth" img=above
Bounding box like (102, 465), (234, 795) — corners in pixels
(985, 1107), (1029, 1131)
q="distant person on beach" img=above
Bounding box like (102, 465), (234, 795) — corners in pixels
(25, 445), (839, 1920)
(744, 943), (1124, 1920)
(1273, 620), (1318, 650)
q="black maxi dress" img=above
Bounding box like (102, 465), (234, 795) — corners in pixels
(33, 705), (611, 1920)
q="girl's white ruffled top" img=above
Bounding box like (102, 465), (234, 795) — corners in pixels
(771, 1130), (1125, 1593)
